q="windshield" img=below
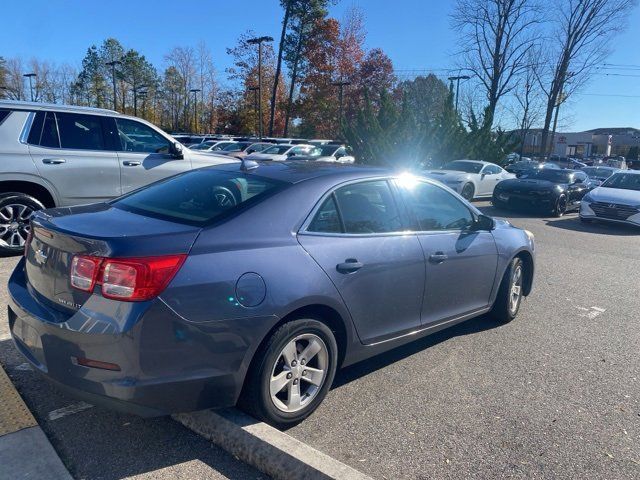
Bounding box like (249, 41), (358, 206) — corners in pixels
(191, 141), (216, 150)
(601, 172), (640, 191)
(222, 142), (250, 152)
(521, 169), (573, 183)
(318, 145), (339, 156)
(113, 169), (287, 226)
(443, 161), (483, 174)
(582, 167), (616, 179)
(264, 145), (291, 155)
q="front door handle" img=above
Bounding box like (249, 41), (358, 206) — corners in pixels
(336, 258), (364, 273)
(429, 252), (448, 263)
(123, 161), (141, 167)
(42, 158), (66, 165)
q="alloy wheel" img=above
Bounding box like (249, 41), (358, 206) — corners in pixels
(509, 264), (523, 315)
(461, 183), (474, 201)
(0, 203), (33, 249)
(269, 333), (328, 413)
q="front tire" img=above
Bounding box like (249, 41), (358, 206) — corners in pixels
(0, 193), (44, 256)
(461, 183), (475, 201)
(490, 257), (525, 323)
(552, 194), (568, 217)
(239, 318), (338, 428)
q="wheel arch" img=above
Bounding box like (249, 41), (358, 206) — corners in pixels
(0, 178), (58, 208)
(514, 250), (534, 296)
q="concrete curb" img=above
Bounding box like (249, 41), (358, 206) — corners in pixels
(174, 409), (373, 480)
(0, 363), (72, 480)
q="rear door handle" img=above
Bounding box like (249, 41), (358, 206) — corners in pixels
(42, 158), (66, 165)
(429, 252), (448, 263)
(123, 161), (141, 166)
(336, 258), (364, 273)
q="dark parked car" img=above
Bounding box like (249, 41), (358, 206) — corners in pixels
(493, 169), (594, 216)
(9, 162), (535, 427)
(505, 160), (560, 177)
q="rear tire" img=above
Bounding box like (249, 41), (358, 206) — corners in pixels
(0, 192), (44, 256)
(490, 257), (525, 324)
(239, 318), (338, 428)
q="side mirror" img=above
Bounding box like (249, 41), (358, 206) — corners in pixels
(472, 214), (494, 231)
(170, 142), (184, 159)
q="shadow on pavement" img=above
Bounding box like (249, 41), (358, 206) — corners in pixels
(332, 313), (503, 390)
(0, 338), (265, 480)
(543, 216), (640, 236)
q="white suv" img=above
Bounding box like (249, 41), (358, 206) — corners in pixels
(0, 101), (237, 255)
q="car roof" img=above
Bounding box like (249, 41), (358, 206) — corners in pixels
(449, 159), (490, 165)
(0, 99), (118, 116)
(213, 160), (391, 184)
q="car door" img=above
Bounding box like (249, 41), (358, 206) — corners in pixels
(27, 111), (121, 205)
(297, 179), (425, 345)
(395, 178), (498, 325)
(478, 164), (503, 196)
(114, 117), (192, 194)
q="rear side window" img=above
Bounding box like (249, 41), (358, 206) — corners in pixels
(0, 109), (10, 126)
(56, 112), (106, 150)
(113, 169), (287, 225)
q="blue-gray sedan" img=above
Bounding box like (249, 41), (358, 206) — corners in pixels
(8, 161), (535, 427)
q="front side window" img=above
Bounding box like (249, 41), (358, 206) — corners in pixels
(116, 118), (170, 154)
(113, 169), (287, 225)
(483, 165), (502, 175)
(56, 112), (106, 150)
(398, 180), (474, 231)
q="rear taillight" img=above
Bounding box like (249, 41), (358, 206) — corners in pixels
(70, 254), (186, 301)
(70, 256), (101, 291)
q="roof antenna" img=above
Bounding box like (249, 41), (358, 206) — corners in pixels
(240, 158), (259, 171)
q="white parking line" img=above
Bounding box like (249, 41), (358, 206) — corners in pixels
(47, 402), (94, 421)
(14, 363), (33, 371)
(575, 305), (606, 319)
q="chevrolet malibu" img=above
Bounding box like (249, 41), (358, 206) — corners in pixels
(8, 161), (535, 427)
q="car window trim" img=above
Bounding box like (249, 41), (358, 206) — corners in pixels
(19, 111), (36, 144)
(299, 176), (414, 238)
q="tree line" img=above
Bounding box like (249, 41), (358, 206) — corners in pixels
(0, 0), (636, 166)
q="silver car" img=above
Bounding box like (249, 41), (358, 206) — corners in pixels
(0, 100), (237, 255)
(580, 171), (640, 227)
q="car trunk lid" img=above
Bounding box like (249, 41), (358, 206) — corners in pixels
(25, 203), (201, 315)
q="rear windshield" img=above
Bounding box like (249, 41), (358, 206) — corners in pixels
(113, 169), (288, 226)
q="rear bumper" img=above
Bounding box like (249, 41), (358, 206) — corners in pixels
(7, 258), (272, 416)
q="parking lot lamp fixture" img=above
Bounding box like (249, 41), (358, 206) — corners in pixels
(105, 60), (122, 111)
(447, 75), (471, 115)
(331, 80), (351, 136)
(247, 36), (274, 139)
(23, 73), (36, 102)
(189, 88), (201, 133)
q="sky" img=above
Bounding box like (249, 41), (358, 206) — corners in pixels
(2, 0), (639, 132)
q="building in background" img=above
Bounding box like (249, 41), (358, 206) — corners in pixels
(510, 128), (640, 159)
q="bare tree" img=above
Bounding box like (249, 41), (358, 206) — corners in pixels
(453, 0), (540, 129)
(538, 0), (637, 155)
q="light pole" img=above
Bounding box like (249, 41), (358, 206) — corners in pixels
(331, 80), (351, 137)
(447, 75), (470, 115)
(189, 88), (201, 133)
(23, 73), (36, 102)
(248, 86), (260, 136)
(133, 84), (148, 117)
(548, 71), (574, 157)
(105, 60), (122, 111)
(247, 36), (273, 139)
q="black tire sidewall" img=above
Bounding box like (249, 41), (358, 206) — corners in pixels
(462, 183), (475, 201)
(0, 193), (44, 255)
(553, 195), (567, 217)
(255, 319), (338, 427)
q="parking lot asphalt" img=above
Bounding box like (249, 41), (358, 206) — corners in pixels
(0, 201), (638, 479)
